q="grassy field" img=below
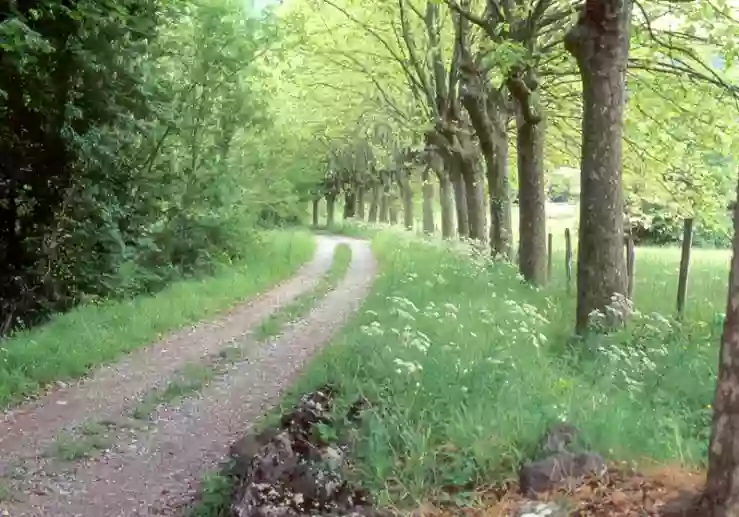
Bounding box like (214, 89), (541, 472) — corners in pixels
(278, 221), (726, 508)
(0, 230), (317, 409)
(319, 198), (730, 322)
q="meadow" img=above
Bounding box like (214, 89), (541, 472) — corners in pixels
(282, 219), (728, 507)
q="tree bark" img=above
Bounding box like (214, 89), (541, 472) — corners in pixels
(460, 155), (486, 241)
(422, 165), (435, 235)
(398, 172), (414, 230)
(450, 162), (469, 238)
(312, 198), (319, 227)
(389, 186), (399, 225)
(343, 190), (356, 220)
(326, 194), (336, 227)
(368, 185), (379, 223)
(489, 105), (512, 258)
(379, 180), (389, 223)
(565, 0), (631, 333)
(356, 187), (365, 220)
(460, 78), (510, 253)
(388, 176), (400, 225)
(439, 173), (454, 239)
(705, 179), (739, 517)
(516, 102), (547, 285)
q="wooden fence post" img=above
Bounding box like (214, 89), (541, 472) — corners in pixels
(676, 218), (694, 317)
(547, 232), (553, 283)
(625, 235), (635, 300)
(565, 228), (573, 294)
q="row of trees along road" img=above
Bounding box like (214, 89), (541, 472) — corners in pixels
(275, 0), (739, 512)
(6, 0), (739, 513)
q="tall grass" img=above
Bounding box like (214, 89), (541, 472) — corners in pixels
(282, 224), (723, 507)
(0, 230), (316, 409)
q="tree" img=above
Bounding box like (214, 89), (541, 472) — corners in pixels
(446, 0), (572, 280)
(705, 176), (739, 516)
(0, 0), (305, 334)
(564, 0), (632, 333)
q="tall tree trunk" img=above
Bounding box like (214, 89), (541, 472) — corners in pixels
(343, 190), (356, 220)
(422, 165), (435, 234)
(326, 194), (336, 227)
(379, 181), (389, 223)
(489, 102), (513, 258)
(356, 187), (365, 220)
(460, 79), (510, 252)
(460, 155), (486, 241)
(438, 173), (454, 239)
(450, 162), (469, 238)
(312, 198), (320, 227)
(705, 178), (739, 517)
(516, 102), (547, 285)
(565, 0), (631, 334)
(397, 170), (414, 230)
(368, 185), (379, 223)
(389, 181), (399, 225)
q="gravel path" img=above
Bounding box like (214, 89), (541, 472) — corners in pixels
(0, 235), (375, 516)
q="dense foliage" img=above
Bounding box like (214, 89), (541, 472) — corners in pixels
(0, 0), (316, 333)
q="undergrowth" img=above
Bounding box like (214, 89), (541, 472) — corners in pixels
(278, 222), (724, 507)
(0, 230), (316, 409)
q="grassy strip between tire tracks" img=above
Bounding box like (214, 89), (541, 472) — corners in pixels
(254, 242), (353, 340)
(0, 230), (316, 409)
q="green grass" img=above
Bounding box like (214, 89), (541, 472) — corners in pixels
(0, 230), (316, 409)
(254, 243), (353, 340)
(132, 362), (223, 420)
(276, 222), (724, 507)
(131, 344), (248, 420)
(45, 422), (117, 461)
(0, 479), (15, 502)
(184, 471), (233, 517)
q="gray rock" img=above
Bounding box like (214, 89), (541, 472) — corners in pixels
(519, 451), (607, 495)
(229, 427), (280, 474)
(512, 501), (566, 517)
(538, 422), (579, 456)
(320, 446), (345, 471)
(229, 388), (380, 517)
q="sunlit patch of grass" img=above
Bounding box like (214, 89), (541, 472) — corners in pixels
(131, 345), (248, 421)
(132, 362), (221, 421)
(280, 222), (721, 507)
(0, 230), (316, 409)
(0, 478), (16, 502)
(45, 424), (117, 461)
(183, 470), (233, 517)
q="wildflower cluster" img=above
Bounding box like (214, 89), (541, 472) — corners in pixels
(587, 292), (634, 332)
(589, 303), (677, 393)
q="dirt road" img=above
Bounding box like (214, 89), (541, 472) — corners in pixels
(0, 234), (376, 516)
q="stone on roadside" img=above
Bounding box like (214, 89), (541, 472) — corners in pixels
(519, 451), (607, 495)
(512, 501), (566, 517)
(229, 386), (383, 517)
(538, 422), (580, 456)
